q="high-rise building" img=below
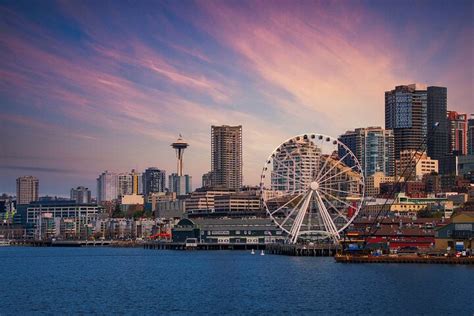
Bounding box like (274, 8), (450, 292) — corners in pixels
(427, 87), (449, 165)
(202, 171), (213, 188)
(338, 127), (394, 177)
(468, 114), (474, 155)
(97, 171), (118, 203)
(16, 176), (39, 205)
(169, 173), (192, 196)
(385, 84), (427, 160)
(131, 169), (143, 195)
(142, 168), (166, 195)
(395, 150), (438, 181)
(211, 125), (243, 190)
(70, 186), (91, 204)
(117, 173), (133, 197)
(447, 111), (468, 156)
(271, 137), (321, 192)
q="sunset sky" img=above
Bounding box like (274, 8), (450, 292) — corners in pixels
(0, 0), (472, 196)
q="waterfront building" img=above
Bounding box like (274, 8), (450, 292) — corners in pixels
(211, 125), (243, 190)
(365, 172), (396, 197)
(395, 150), (438, 181)
(16, 176), (39, 205)
(26, 201), (103, 239)
(169, 173), (192, 195)
(97, 171), (118, 203)
(385, 84), (427, 159)
(142, 168), (166, 195)
(434, 212), (474, 251)
(338, 127), (395, 177)
(362, 193), (452, 216)
(70, 186), (91, 204)
(171, 217), (286, 244)
(447, 111), (468, 156)
(468, 114), (474, 155)
(427, 87), (449, 170)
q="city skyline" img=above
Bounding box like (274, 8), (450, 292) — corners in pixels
(1, 0), (473, 195)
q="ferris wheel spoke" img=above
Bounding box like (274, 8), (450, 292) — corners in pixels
(319, 193), (349, 222)
(280, 191), (308, 227)
(314, 190), (340, 240)
(318, 164), (359, 186)
(269, 192), (305, 216)
(289, 191), (313, 243)
(308, 194), (324, 233)
(315, 152), (350, 183)
(314, 154), (330, 183)
(318, 187), (356, 210)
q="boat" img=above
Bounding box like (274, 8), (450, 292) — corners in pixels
(260, 250), (265, 256)
(251, 249), (255, 255)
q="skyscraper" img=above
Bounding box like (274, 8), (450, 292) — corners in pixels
(211, 125), (243, 190)
(169, 173), (192, 195)
(385, 84), (427, 159)
(97, 171), (118, 203)
(427, 86), (449, 170)
(338, 127), (395, 177)
(468, 114), (474, 155)
(271, 137), (321, 192)
(117, 172), (133, 197)
(447, 111), (468, 156)
(202, 171), (213, 188)
(131, 169), (143, 195)
(70, 186), (91, 204)
(142, 168), (166, 195)
(16, 176), (39, 205)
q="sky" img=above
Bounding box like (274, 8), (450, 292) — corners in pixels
(0, 0), (473, 196)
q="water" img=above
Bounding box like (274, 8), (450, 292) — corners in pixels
(1, 247), (473, 315)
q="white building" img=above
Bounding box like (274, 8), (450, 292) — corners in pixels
(97, 171), (118, 203)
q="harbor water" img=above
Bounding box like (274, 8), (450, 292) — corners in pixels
(1, 247), (473, 315)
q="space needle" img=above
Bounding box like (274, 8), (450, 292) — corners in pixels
(171, 134), (189, 176)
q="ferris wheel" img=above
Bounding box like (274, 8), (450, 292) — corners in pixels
(259, 133), (365, 244)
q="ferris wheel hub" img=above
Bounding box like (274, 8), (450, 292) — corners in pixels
(310, 181), (319, 190)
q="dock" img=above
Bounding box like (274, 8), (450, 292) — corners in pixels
(9, 239), (117, 247)
(144, 241), (265, 251)
(335, 254), (474, 264)
(266, 243), (337, 256)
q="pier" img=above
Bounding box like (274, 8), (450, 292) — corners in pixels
(9, 239), (116, 247)
(335, 254), (474, 264)
(144, 241), (265, 251)
(266, 243), (337, 256)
